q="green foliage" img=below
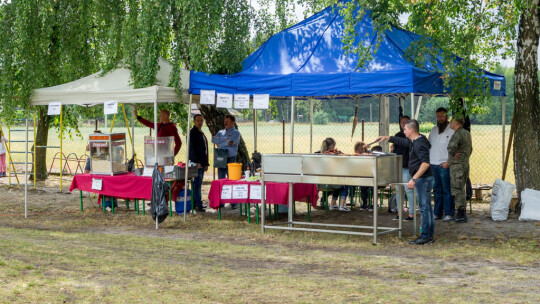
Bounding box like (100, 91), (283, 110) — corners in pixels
(419, 122), (434, 134)
(313, 110), (330, 124)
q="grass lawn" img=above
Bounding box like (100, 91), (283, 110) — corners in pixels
(0, 183), (538, 303)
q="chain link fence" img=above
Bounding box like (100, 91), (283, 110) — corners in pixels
(1, 95), (513, 188)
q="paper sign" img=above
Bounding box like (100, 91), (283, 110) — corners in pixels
(143, 166), (153, 177)
(216, 93), (233, 108)
(221, 185), (232, 199)
(91, 178), (102, 190)
(200, 90), (216, 105)
(249, 185), (264, 200)
(234, 94), (250, 109)
(232, 184), (249, 199)
(47, 102), (62, 116)
(253, 94), (270, 109)
(164, 166), (174, 174)
(104, 101), (118, 115)
(494, 81), (501, 91)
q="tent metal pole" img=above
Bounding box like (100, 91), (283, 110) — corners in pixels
(290, 96), (295, 153)
(254, 108), (257, 151)
(501, 96), (506, 170)
(154, 99), (158, 230)
(410, 93), (415, 119)
(184, 94), (193, 222)
(379, 96), (390, 152)
(131, 105), (136, 167)
(310, 99), (313, 153)
(60, 105), (63, 192)
(25, 116), (28, 218)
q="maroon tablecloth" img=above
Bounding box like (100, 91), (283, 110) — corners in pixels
(208, 179), (318, 209)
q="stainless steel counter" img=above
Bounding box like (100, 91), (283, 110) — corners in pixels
(260, 153), (407, 244)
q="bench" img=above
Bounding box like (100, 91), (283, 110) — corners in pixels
(472, 185), (493, 201)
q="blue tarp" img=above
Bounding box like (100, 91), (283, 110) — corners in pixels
(189, 1), (505, 98)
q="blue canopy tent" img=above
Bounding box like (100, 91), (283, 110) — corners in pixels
(189, 2), (505, 98)
(189, 0), (507, 154)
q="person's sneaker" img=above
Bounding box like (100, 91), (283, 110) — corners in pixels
(195, 207), (206, 213)
(442, 215), (454, 222)
(338, 206), (350, 212)
(329, 205), (339, 211)
(368, 207), (373, 212)
(454, 208), (468, 223)
(404, 216), (414, 221)
(408, 237), (434, 245)
(434, 215), (442, 220)
(393, 215), (400, 220)
(230, 204), (238, 209)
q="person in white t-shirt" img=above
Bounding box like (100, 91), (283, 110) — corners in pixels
(429, 107), (455, 221)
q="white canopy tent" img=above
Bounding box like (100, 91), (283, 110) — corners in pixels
(26, 58), (197, 226)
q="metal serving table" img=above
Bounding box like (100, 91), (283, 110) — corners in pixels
(260, 153), (404, 244)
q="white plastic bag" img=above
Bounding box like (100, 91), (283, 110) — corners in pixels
(490, 179), (515, 221)
(519, 188), (540, 221)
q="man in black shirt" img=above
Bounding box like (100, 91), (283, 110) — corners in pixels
(391, 115), (414, 220)
(189, 114), (209, 212)
(377, 119), (435, 245)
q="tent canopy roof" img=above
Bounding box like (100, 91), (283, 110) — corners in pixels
(31, 58), (192, 106)
(189, 1), (505, 98)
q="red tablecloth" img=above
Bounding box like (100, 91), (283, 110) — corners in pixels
(208, 179), (318, 209)
(69, 172), (154, 200)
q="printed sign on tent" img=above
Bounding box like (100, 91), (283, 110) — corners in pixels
(253, 94), (270, 109)
(494, 81), (502, 91)
(200, 90), (216, 105)
(47, 102), (62, 116)
(216, 93), (233, 108)
(104, 101), (118, 115)
(234, 94), (250, 109)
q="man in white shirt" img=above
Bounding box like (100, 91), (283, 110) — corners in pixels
(429, 107), (455, 221)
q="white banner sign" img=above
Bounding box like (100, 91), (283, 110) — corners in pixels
(232, 184), (249, 199)
(200, 90), (216, 105)
(47, 102), (62, 116)
(91, 178), (103, 190)
(221, 185), (232, 199)
(216, 93), (233, 108)
(104, 101), (118, 115)
(234, 94), (250, 109)
(253, 94), (270, 109)
(493, 81), (502, 91)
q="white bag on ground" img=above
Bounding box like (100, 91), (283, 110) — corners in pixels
(519, 188), (540, 221)
(490, 179), (515, 221)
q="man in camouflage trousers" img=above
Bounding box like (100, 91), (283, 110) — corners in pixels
(448, 116), (473, 222)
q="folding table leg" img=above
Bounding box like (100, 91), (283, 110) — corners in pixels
(256, 204), (259, 224)
(247, 203), (251, 223)
(169, 182), (172, 218)
(143, 199), (146, 215)
(218, 207), (222, 220)
(126, 199), (130, 210)
(307, 197), (311, 222)
(79, 190), (83, 212)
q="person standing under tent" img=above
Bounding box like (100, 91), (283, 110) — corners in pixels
(189, 114), (209, 213)
(429, 107), (455, 222)
(377, 119), (435, 245)
(212, 114), (241, 209)
(447, 116), (473, 223)
(0, 130), (8, 177)
(135, 108), (182, 156)
(391, 115), (415, 221)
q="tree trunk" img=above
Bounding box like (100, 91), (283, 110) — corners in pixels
(513, 0), (540, 210)
(34, 106), (50, 180)
(198, 105), (250, 169)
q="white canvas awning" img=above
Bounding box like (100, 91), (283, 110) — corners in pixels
(30, 58), (194, 106)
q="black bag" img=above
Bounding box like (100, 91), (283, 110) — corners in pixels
(150, 166), (170, 224)
(127, 154), (136, 172)
(214, 148), (228, 168)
